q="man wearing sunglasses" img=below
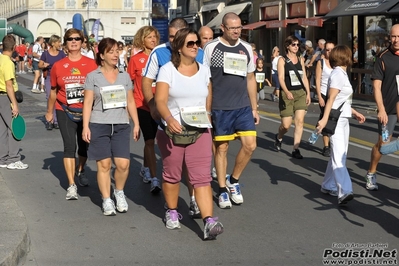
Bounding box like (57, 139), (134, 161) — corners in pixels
(203, 12), (259, 209)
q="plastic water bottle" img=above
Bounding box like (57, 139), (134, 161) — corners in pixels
(308, 129), (320, 144)
(382, 125), (389, 143)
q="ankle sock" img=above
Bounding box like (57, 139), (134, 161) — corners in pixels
(219, 187), (228, 194)
(229, 175), (239, 184)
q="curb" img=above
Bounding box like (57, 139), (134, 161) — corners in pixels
(0, 173), (30, 266)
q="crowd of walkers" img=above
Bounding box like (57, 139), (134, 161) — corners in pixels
(2, 13), (399, 240)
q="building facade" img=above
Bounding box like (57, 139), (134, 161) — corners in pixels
(0, 0), (152, 44)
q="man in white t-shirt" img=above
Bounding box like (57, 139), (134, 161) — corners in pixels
(31, 36), (44, 93)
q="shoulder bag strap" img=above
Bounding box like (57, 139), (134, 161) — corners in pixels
(284, 56), (307, 91)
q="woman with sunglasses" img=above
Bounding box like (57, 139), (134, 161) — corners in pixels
(45, 28), (97, 200)
(274, 35), (311, 159)
(127, 26), (162, 193)
(82, 38), (140, 216)
(155, 28), (223, 240)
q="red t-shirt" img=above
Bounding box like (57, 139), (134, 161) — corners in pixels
(51, 56), (97, 111)
(16, 44), (27, 57)
(127, 51), (155, 112)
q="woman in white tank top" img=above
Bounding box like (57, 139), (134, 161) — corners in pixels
(315, 42), (334, 157)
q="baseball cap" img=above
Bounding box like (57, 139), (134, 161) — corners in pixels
(305, 40), (312, 47)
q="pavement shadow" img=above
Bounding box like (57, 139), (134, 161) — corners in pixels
(127, 152), (205, 239)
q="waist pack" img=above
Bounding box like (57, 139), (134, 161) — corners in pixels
(164, 125), (206, 145)
(61, 104), (83, 122)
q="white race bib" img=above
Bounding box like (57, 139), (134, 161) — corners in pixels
(223, 52), (247, 77)
(180, 106), (212, 128)
(255, 73), (265, 83)
(100, 85), (127, 110)
(288, 70), (304, 86)
(396, 75), (399, 95)
(66, 83), (84, 104)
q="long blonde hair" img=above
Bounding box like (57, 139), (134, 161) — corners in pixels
(132, 26), (160, 51)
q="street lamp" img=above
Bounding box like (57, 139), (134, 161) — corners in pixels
(81, 0), (98, 35)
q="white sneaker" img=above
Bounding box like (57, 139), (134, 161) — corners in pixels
(102, 199), (116, 216)
(164, 209), (182, 229)
(113, 190), (128, 213)
(7, 161), (28, 170)
(218, 192), (232, 209)
(31, 88), (41, 94)
(211, 167), (217, 180)
(365, 172), (378, 191)
(139, 166), (152, 183)
(226, 175), (243, 204)
(66, 184), (78, 200)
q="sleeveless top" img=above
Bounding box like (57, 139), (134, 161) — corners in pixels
(284, 57), (304, 91)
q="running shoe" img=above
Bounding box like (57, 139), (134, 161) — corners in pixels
(113, 190), (128, 213)
(164, 209), (182, 229)
(292, 149), (303, 159)
(6, 161), (28, 170)
(66, 184), (78, 200)
(274, 134), (282, 151)
(365, 172), (378, 191)
(76, 169), (89, 187)
(139, 167), (152, 183)
(211, 167), (217, 180)
(31, 88), (41, 94)
(218, 192), (232, 209)
(102, 199), (116, 216)
(203, 217), (224, 240)
(226, 175), (243, 204)
(320, 187), (338, 197)
(189, 199), (201, 219)
(322, 146), (331, 157)
(150, 177), (161, 194)
(338, 193), (354, 205)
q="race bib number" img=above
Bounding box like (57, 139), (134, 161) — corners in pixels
(66, 83), (84, 104)
(180, 106), (212, 128)
(223, 52), (247, 77)
(100, 85), (127, 110)
(255, 73), (265, 83)
(288, 70), (304, 86)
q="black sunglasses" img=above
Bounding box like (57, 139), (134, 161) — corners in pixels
(290, 43), (300, 47)
(186, 40), (201, 48)
(66, 37), (82, 42)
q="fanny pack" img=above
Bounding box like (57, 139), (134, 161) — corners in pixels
(60, 103), (83, 122)
(162, 124), (206, 145)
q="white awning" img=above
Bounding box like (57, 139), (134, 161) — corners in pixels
(206, 2), (251, 30)
(200, 2), (225, 13)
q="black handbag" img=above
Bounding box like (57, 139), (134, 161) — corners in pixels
(322, 101), (345, 135)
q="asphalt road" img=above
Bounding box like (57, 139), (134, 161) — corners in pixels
(1, 74), (398, 266)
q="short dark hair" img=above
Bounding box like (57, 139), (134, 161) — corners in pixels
(171, 28), (200, 68)
(329, 45), (352, 68)
(169, 18), (189, 30)
(284, 35), (300, 53)
(95, 37), (118, 66)
(63, 28), (84, 45)
(2, 35), (15, 51)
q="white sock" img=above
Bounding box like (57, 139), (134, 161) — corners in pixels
(32, 83), (37, 89)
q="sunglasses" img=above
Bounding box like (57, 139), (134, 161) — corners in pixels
(325, 49), (331, 52)
(186, 40), (201, 48)
(66, 37), (82, 42)
(290, 43), (300, 47)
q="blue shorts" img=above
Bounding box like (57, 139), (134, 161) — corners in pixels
(211, 106), (256, 141)
(87, 123), (131, 161)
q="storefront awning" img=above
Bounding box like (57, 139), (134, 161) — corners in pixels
(265, 20), (287, 28)
(200, 2), (225, 13)
(242, 21), (267, 30)
(206, 2), (251, 30)
(324, 0), (398, 18)
(388, 3), (399, 13)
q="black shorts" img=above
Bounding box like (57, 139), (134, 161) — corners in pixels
(137, 108), (158, 141)
(18, 56), (24, 61)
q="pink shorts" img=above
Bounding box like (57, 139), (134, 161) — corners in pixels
(156, 129), (212, 188)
